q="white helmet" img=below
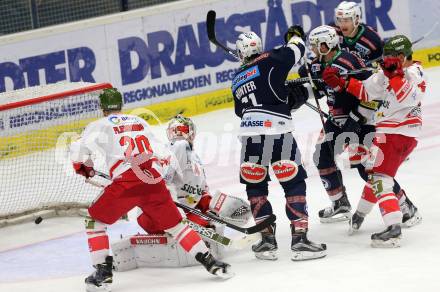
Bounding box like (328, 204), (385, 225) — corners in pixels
(308, 25), (340, 56)
(334, 1), (362, 28)
(236, 31), (263, 63)
(167, 115), (196, 144)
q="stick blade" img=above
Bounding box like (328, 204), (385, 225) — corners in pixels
(206, 10), (217, 41)
(245, 214), (276, 234)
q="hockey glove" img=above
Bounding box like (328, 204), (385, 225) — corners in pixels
(286, 83), (308, 110)
(342, 111), (364, 134)
(322, 66), (347, 92)
(208, 191), (251, 226)
(284, 25), (306, 43)
(380, 56), (404, 79)
(72, 160), (95, 178)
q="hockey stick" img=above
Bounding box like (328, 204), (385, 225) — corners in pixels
(85, 176), (260, 248)
(301, 54), (346, 193)
(91, 170), (276, 235)
(206, 10), (240, 61)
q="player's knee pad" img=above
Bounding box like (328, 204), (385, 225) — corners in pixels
(240, 162), (268, 185)
(209, 190), (251, 226)
(369, 173), (394, 198)
(271, 160), (307, 193)
(247, 195), (273, 222)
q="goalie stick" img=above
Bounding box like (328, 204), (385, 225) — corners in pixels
(90, 170), (276, 235)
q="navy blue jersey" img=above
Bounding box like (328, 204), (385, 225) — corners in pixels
(232, 40), (305, 135)
(332, 23), (383, 64)
(299, 50), (371, 125)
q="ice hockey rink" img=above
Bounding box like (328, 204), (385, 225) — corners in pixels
(0, 66), (439, 292)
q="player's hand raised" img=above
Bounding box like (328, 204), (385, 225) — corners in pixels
(381, 56), (404, 79)
(284, 25), (306, 43)
(72, 161), (95, 178)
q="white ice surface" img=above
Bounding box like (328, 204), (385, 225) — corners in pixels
(1, 67), (439, 292)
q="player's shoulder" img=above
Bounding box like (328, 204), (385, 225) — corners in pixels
(336, 50), (364, 68)
(360, 24), (383, 45)
(406, 62), (426, 82)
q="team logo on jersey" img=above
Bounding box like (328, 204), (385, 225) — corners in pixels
(231, 65), (260, 91)
(109, 115), (136, 124)
(271, 160), (299, 182)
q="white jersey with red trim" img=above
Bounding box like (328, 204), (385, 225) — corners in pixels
(70, 114), (168, 179)
(163, 140), (209, 208)
(354, 62), (426, 137)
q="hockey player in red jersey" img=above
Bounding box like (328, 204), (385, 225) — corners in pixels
(70, 89), (233, 291)
(322, 35), (425, 247)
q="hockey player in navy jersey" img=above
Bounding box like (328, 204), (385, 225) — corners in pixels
(297, 25), (372, 223)
(331, 2), (421, 230)
(333, 1), (383, 64)
(231, 27), (326, 261)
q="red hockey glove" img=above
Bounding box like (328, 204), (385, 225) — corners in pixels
(72, 161), (95, 178)
(322, 66), (347, 92)
(381, 56), (404, 79)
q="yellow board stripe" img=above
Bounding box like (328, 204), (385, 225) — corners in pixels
(1, 46), (439, 159)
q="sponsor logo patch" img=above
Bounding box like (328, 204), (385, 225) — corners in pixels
(240, 162), (267, 183)
(271, 160), (299, 182)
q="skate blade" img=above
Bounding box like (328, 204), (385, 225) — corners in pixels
(86, 283), (111, 292)
(291, 250), (327, 261)
(348, 221), (360, 236)
(255, 250), (278, 261)
(214, 269), (235, 279)
(371, 237), (401, 248)
(402, 212), (422, 228)
(320, 212), (351, 223)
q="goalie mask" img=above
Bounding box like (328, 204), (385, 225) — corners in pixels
(236, 31), (263, 63)
(167, 115), (196, 144)
(308, 25), (340, 56)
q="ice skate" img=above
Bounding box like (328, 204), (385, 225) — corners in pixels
(85, 256), (113, 292)
(371, 224), (402, 248)
(195, 251), (234, 279)
(400, 196), (422, 228)
(348, 211), (365, 235)
(291, 231), (326, 261)
(252, 223), (278, 260)
(319, 194), (352, 223)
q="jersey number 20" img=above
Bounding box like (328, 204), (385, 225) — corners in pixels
(119, 135), (153, 158)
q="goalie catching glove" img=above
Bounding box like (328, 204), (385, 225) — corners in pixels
(208, 191), (252, 226)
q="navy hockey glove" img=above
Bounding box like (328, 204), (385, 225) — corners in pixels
(286, 83), (308, 110)
(342, 111), (365, 134)
(284, 25), (306, 43)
